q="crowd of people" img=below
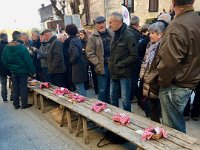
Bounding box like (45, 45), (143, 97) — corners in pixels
(0, 0), (200, 133)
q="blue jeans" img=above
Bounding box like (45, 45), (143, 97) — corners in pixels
(75, 83), (87, 97)
(0, 75), (7, 101)
(97, 64), (110, 103)
(12, 74), (28, 108)
(110, 78), (132, 112)
(159, 85), (192, 133)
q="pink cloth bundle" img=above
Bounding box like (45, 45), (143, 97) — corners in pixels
(91, 102), (107, 112)
(141, 127), (168, 140)
(112, 113), (130, 125)
(67, 93), (86, 103)
(53, 87), (71, 96)
(40, 82), (50, 89)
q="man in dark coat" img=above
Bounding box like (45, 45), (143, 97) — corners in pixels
(0, 33), (10, 102)
(108, 12), (138, 112)
(31, 30), (42, 80)
(41, 29), (66, 87)
(128, 15), (142, 102)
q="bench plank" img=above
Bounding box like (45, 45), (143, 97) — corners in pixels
(29, 85), (200, 150)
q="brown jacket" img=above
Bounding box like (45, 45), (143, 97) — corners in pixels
(141, 42), (160, 99)
(157, 6), (200, 89)
(85, 29), (112, 75)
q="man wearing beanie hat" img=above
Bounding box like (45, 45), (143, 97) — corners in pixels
(157, 0), (200, 133)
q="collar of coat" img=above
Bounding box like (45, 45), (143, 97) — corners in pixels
(112, 23), (127, 44)
(175, 6), (194, 18)
(93, 28), (111, 36)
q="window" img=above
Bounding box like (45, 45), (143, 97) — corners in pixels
(149, 0), (159, 12)
(123, 0), (134, 12)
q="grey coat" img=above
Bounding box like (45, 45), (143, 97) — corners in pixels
(47, 36), (66, 74)
(68, 36), (87, 83)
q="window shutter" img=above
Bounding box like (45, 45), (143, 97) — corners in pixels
(149, 0), (159, 12)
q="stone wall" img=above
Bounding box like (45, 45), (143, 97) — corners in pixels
(65, 0), (200, 26)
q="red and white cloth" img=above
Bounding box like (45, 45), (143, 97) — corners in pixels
(141, 127), (168, 140)
(53, 87), (71, 96)
(67, 93), (87, 103)
(40, 82), (50, 89)
(91, 102), (107, 112)
(112, 113), (130, 125)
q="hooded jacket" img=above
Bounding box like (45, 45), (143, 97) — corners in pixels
(1, 41), (35, 76)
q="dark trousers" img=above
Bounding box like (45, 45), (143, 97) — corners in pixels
(90, 64), (98, 94)
(40, 68), (51, 82)
(49, 73), (65, 87)
(12, 74), (28, 108)
(148, 98), (161, 123)
(184, 86), (200, 117)
(0, 75), (8, 101)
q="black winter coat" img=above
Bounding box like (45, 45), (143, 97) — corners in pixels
(68, 36), (87, 83)
(47, 35), (66, 74)
(109, 24), (138, 79)
(0, 40), (10, 76)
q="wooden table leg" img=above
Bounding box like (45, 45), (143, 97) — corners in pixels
(82, 116), (89, 144)
(33, 92), (38, 108)
(75, 115), (82, 137)
(60, 107), (67, 127)
(66, 108), (73, 133)
(40, 95), (45, 113)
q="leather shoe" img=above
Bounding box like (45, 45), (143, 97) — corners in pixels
(22, 104), (32, 109)
(14, 105), (21, 109)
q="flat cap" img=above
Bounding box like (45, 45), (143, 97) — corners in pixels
(94, 16), (106, 23)
(40, 29), (52, 35)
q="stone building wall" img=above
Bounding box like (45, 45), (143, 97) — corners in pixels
(65, 0), (200, 26)
(89, 0), (200, 25)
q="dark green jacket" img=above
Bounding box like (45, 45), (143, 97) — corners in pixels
(109, 24), (138, 79)
(1, 41), (36, 76)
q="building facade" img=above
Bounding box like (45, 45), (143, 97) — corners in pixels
(64, 0), (200, 26)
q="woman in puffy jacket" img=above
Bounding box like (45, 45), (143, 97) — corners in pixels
(140, 21), (166, 123)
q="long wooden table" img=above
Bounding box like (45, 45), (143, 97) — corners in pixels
(29, 84), (200, 150)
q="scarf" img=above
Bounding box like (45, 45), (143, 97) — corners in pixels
(145, 41), (160, 69)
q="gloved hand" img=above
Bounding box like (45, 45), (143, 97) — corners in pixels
(32, 47), (38, 52)
(31, 74), (36, 78)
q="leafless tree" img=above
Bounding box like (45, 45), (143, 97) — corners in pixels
(50, 0), (65, 22)
(50, 0), (90, 25)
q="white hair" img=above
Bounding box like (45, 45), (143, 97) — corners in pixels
(158, 13), (172, 23)
(110, 12), (123, 22)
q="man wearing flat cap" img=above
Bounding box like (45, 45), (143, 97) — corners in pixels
(86, 16), (112, 103)
(41, 29), (66, 87)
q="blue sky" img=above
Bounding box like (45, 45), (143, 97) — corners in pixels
(0, 0), (50, 30)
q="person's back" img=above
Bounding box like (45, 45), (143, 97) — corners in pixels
(3, 41), (35, 76)
(0, 33), (10, 102)
(1, 31), (35, 109)
(157, 0), (200, 133)
(158, 5), (200, 88)
(0, 33), (9, 77)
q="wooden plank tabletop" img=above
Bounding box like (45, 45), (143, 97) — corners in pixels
(29, 84), (200, 150)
